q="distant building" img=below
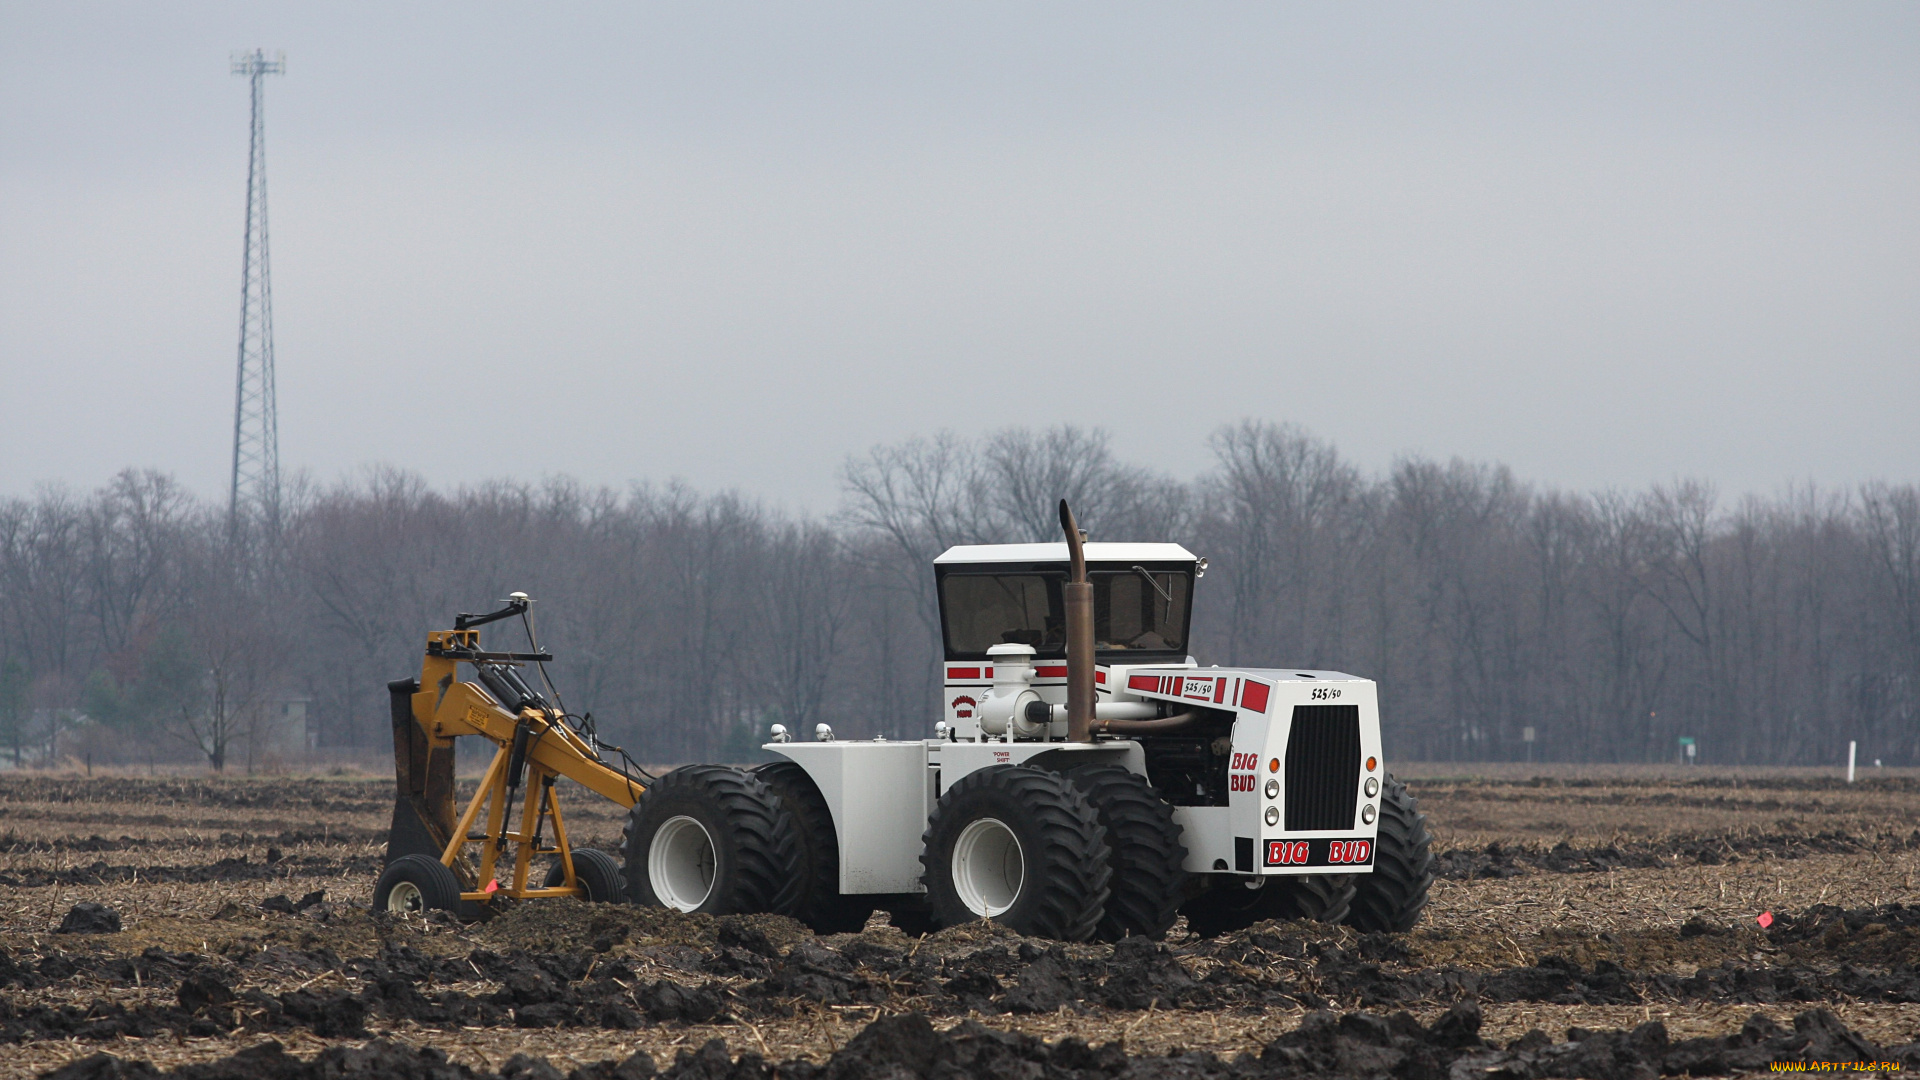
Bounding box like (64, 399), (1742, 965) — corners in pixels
(256, 694), (314, 757)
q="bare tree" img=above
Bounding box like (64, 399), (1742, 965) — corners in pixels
(1198, 421), (1360, 667)
(83, 470), (193, 659)
(1385, 457), (1531, 760)
(0, 489), (89, 701)
(0, 658), (26, 766)
(1638, 481), (1721, 759)
(975, 426), (1185, 543)
(1, 422), (1917, 769)
(170, 544), (286, 772)
(751, 521), (852, 735)
(1576, 493), (1667, 761)
(1861, 483), (1920, 762)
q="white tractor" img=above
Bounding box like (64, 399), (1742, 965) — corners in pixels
(619, 501), (1434, 940)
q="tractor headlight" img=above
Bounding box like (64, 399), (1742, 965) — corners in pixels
(1364, 776), (1379, 798)
(1361, 803), (1377, 824)
(1264, 806), (1280, 826)
(1264, 778), (1280, 799)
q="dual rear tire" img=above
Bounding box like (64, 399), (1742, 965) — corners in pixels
(1064, 766), (1188, 940)
(621, 764), (801, 916)
(920, 765), (1113, 941)
(752, 761), (875, 933)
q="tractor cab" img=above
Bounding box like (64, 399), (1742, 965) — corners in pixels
(933, 543), (1199, 741)
(934, 542), (1199, 663)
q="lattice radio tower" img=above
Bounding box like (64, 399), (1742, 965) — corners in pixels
(228, 49), (285, 540)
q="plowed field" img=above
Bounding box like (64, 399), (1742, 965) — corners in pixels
(3, 767), (1918, 1079)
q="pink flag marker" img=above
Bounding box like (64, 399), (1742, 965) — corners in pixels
(1756, 911), (1773, 928)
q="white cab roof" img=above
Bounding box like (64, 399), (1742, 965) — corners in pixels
(935, 542), (1197, 565)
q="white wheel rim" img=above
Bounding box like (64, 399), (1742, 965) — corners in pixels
(952, 817), (1024, 917)
(387, 880), (425, 914)
(649, 815), (716, 911)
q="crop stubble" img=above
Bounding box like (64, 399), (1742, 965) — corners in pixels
(1, 768), (1916, 1077)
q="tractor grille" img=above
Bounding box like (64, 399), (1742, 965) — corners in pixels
(1284, 704), (1361, 831)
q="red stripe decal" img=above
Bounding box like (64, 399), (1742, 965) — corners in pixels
(947, 667), (980, 680)
(1095, 670), (1106, 684)
(1035, 665), (1067, 678)
(1128, 675), (1158, 692)
(984, 667), (993, 678)
(1241, 679), (1271, 714)
(1213, 677), (1227, 703)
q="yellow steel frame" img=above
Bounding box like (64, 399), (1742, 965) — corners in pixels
(413, 629), (645, 906)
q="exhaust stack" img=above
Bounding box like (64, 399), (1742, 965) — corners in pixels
(1058, 500), (1095, 743)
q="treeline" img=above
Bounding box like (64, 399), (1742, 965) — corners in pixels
(1, 422), (1915, 770)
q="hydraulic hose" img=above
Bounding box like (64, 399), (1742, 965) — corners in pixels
(1090, 709), (1204, 735)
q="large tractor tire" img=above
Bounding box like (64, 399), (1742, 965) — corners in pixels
(545, 848), (627, 904)
(622, 765), (801, 916)
(1180, 873), (1357, 938)
(1066, 765), (1187, 940)
(1345, 774), (1434, 933)
(753, 760), (875, 934)
(373, 854), (463, 916)
(920, 765), (1111, 941)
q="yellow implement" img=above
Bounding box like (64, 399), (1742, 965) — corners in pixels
(382, 597), (644, 911)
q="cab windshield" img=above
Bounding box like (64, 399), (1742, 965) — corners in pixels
(938, 566), (1192, 660)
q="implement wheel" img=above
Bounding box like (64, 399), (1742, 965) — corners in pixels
(545, 848), (626, 904)
(921, 765), (1111, 941)
(622, 765), (800, 916)
(373, 854), (462, 916)
(1066, 765), (1188, 940)
(753, 760), (875, 933)
(1344, 774), (1435, 933)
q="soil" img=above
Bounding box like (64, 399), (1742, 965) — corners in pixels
(2, 769), (1916, 1078)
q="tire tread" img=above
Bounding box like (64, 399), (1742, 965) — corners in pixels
(754, 760), (874, 933)
(373, 853), (462, 914)
(546, 848), (626, 904)
(1345, 774), (1434, 933)
(621, 764), (801, 916)
(1066, 765), (1187, 940)
(921, 765), (1112, 941)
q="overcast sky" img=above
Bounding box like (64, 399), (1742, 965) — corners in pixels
(2, 3), (1915, 512)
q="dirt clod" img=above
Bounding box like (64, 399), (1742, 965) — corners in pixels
(8, 771), (1920, 1076)
(259, 891), (326, 916)
(35, 1006), (1920, 1079)
(56, 903), (121, 935)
